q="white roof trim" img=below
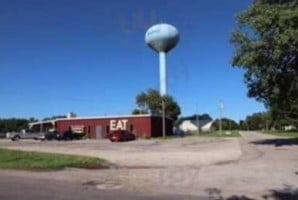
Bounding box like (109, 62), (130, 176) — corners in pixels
(29, 120), (56, 127)
(56, 114), (153, 121)
(29, 114), (165, 126)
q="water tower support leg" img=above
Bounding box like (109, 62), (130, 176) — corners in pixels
(159, 52), (167, 96)
(159, 51), (167, 139)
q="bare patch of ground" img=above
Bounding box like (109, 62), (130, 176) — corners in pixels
(0, 137), (242, 168)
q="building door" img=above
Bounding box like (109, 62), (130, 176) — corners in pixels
(95, 126), (103, 139)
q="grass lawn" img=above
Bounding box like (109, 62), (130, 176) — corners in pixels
(262, 131), (298, 138)
(0, 148), (106, 170)
(196, 130), (240, 137)
(153, 130), (240, 140)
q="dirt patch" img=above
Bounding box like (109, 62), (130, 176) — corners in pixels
(0, 138), (242, 168)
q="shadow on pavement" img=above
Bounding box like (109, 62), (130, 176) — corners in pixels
(205, 186), (298, 200)
(262, 187), (298, 200)
(205, 188), (255, 200)
(250, 137), (298, 147)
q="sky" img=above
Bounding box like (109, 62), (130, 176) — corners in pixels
(0, 0), (266, 121)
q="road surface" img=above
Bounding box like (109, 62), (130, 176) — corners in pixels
(0, 174), (205, 200)
(0, 131), (297, 199)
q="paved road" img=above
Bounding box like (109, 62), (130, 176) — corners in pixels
(0, 174), (206, 200)
(239, 130), (279, 142)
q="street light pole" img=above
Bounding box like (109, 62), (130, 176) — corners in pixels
(196, 104), (200, 136)
(219, 101), (224, 135)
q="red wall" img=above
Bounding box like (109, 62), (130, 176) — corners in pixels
(56, 116), (151, 138)
(55, 116), (172, 138)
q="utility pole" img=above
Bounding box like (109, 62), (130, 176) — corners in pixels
(219, 101), (224, 135)
(162, 98), (166, 139)
(40, 122), (43, 132)
(196, 104), (200, 136)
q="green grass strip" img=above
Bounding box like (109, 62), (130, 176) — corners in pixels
(0, 148), (106, 170)
(262, 131), (298, 138)
(197, 131), (240, 137)
(152, 130), (240, 140)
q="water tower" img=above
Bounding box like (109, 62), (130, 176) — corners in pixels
(145, 23), (179, 138)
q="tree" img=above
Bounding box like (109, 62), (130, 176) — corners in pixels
(212, 118), (239, 130)
(245, 112), (268, 130)
(180, 114), (213, 121)
(239, 120), (248, 130)
(231, 0), (298, 126)
(42, 115), (67, 121)
(132, 89), (181, 120)
(0, 118), (29, 133)
(131, 109), (149, 115)
(29, 117), (39, 123)
(240, 111), (296, 131)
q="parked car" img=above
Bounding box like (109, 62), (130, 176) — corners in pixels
(45, 131), (62, 140)
(7, 130), (45, 141)
(173, 128), (185, 137)
(108, 130), (136, 142)
(61, 130), (85, 140)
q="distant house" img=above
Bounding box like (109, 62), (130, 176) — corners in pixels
(283, 125), (296, 131)
(179, 119), (214, 133)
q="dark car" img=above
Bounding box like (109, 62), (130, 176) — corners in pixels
(108, 130), (136, 142)
(61, 130), (85, 140)
(45, 131), (62, 140)
(173, 128), (185, 137)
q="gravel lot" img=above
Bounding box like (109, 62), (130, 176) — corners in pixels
(1, 132), (298, 199)
(0, 137), (241, 167)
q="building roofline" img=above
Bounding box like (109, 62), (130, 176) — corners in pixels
(56, 114), (153, 121)
(29, 114), (171, 126)
(29, 120), (56, 127)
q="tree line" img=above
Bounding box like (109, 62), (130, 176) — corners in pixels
(0, 118), (35, 137)
(131, 90), (240, 131)
(239, 111), (297, 131)
(131, 88), (296, 131)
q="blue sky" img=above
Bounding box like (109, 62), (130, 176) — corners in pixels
(0, 0), (265, 121)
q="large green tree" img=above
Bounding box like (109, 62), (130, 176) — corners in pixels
(132, 89), (181, 120)
(240, 111), (295, 131)
(231, 0), (298, 125)
(0, 118), (29, 134)
(244, 112), (270, 130)
(180, 114), (213, 121)
(213, 118), (239, 131)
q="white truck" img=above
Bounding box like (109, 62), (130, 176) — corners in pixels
(6, 129), (45, 141)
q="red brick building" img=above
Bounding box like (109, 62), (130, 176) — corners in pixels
(29, 114), (173, 139)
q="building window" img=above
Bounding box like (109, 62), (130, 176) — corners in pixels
(106, 125), (110, 134)
(130, 124), (134, 132)
(88, 126), (91, 134)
